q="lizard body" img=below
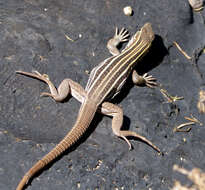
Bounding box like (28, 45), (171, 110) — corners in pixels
(16, 23), (160, 190)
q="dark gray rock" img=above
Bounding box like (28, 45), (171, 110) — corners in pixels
(0, 0), (205, 189)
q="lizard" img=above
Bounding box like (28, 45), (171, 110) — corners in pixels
(188, 0), (204, 11)
(15, 23), (161, 190)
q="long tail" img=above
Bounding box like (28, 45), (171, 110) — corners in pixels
(16, 100), (97, 190)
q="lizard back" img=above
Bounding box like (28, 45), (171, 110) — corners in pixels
(85, 23), (154, 103)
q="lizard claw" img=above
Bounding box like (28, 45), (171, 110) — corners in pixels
(119, 131), (161, 153)
(16, 70), (57, 98)
(120, 135), (133, 150)
(32, 70), (42, 76)
(40, 92), (53, 97)
(143, 73), (158, 88)
(107, 27), (130, 56)
(16, 70), (50, 82)
(115, 27), (129, 42)
(32, 70), (50, 81)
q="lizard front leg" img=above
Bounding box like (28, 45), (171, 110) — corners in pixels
(98, 102), (161, 153)
(107, 27), (129, 56)
(16, 70), (86, 103)
(132, 70), (157, 88)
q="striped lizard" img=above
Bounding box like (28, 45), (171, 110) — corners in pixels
(16, 23), (160, 190)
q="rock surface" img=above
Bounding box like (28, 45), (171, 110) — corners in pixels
(0, 0), (205, 189)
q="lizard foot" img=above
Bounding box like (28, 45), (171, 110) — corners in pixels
(30, 71), (54, 97)
(16, 70), (50, 82)
(142, 73), (158, 88)
(107, 27), (129, 56)
(114, 27), (130, 43)
(120, 130), (161, 153)
(16, 70), (56, 98)
(32, 70), (50, 81)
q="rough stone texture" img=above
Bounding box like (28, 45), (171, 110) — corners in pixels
(0, 0), (205, 189)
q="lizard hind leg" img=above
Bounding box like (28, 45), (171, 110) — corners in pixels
(99, 102), (161, 153)
(16, 70), (86, 103)
(16, 70), (64, 101)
